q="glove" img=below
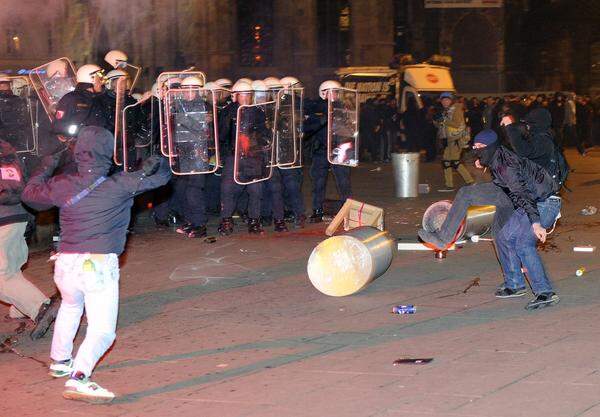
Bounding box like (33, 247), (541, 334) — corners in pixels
(142, 156), (161, 176)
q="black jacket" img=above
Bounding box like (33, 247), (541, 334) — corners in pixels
(0, 140), (30, 226)
(504, 108), (557, 175)
(22, 126), (170, 254)
(488, 145), (556, 225)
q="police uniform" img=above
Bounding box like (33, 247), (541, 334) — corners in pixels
(51, 84), (108, 137)
(217, 101), (264, 234)
(171, 95), (213, 232)
(305, 100), (351, 220)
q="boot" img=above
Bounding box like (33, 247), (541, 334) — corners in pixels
(274, 219), (288, 233)
(294, 214), (306, 229)
(261, 215), (273, 227)
(218, 217), (234, 236)
(309, 209), (324, 223)
(30, 293), (61, 340)
(248, 218), (264, 235)
(187, 225), (207, 238)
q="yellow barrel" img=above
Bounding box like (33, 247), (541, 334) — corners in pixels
(307, 227), (395, 296)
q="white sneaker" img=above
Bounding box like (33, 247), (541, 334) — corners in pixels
(63, 375), (115, 404)
(49, 359), (73, 378)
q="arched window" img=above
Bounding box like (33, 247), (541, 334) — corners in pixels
(317, 0), (352, 67)
(237, 0), (274, 67)
(451, 13), (497, 68)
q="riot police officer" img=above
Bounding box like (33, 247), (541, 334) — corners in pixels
(305, 80), (352, 223)
(51, 64), (108, 139)
(173, 76), (211, 238)
(217, 80), (265, 235)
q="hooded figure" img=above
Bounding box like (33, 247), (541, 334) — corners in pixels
(21, 126), (170, 403)
(502, 107), (557, 176)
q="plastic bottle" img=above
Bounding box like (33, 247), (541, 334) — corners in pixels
(576, 267), (586, 277)
(392, 305), (416, 314)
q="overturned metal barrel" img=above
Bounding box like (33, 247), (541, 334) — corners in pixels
(422, 200), (496, 241)
(307, 227), (395, 296)
(391, 152), (419, 198)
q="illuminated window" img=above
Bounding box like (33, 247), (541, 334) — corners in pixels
(238, 0), (274, 67)
(6, 31), (21, 55)
(317, 0), (352, 67)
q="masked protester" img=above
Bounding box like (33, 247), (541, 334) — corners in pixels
(473, 129), (560, 309)
(22, 126), (170, 403)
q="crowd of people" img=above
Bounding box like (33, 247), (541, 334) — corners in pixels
(358, 91), (600, 163)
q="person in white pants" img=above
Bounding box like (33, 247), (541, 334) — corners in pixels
(22, 126), (170, 403)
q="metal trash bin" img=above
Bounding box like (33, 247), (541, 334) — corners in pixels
(307, 226), (395, 297)
(422, 200), (496, 241)
(391, 152), (419, 198)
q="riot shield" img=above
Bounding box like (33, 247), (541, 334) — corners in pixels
(327, 88), (359, 167)
(122, 96), (155, 172)
(234, 101), (276, 185)
(164, 88), (219, 175)
(275, 87), (303, 168)
(29, 57), (77, 120)
(0, 76), (38, 154)
(157, 71), (206, 157)
(113, 77), (127, 166)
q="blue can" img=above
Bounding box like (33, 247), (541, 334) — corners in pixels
(392, 305), (416, 314)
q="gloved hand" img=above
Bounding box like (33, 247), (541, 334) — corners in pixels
(142, 156), (162, 176)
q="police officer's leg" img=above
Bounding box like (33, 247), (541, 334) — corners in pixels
(281, 168), (306, 228)
(453, 160), (474, 185)
(183, 174), (207, 238)
(246, 182), (264, 234)
(261, 177), (274, 225)
(332, 164), (352, 205)
(310, 153), (329, 221)
(269, 169), (288, 232)
(219, 157), (240, 235)
(205, 172), (221, 215)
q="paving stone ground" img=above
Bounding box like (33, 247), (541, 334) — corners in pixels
(1, 149), (599, 417)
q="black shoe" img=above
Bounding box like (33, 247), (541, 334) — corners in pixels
(417, 229), (448, 251)
(495, 287), (527, 298)
(309, 209), (324, 224)
(525, 292), (560, 310)
(261, 216), (273, 227)
(294, 214), (306, 229)
(274, 219), (289, 233)
(283, 210), (295, 223)
(187, 225), (207, 238)
(176, 223), (193, 234)
(30, 293), (61, 340)
(248, 218), (264, 235)
(218, 218), (234, 236)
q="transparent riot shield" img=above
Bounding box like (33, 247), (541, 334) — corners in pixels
(113, 77), (128, 166)
(164, 88), (219, 175)
(122, 96), (155, 172)
(29, 57), (77, 120)
(234, 101), (276, 185)
(157, 71), (206, 157)
(327, 88), (359, 167)
(0, 76), (38, 154)
(275, 87), (303, 168)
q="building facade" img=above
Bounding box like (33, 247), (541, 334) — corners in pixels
(0, 0), (597, 95)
